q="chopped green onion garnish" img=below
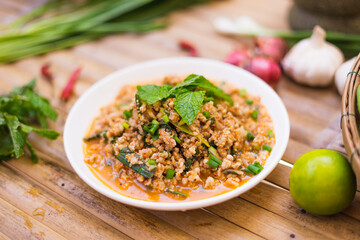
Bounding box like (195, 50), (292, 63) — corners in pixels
(172, 135), (181, 144)
(206, 154), (222, 169)
(209, 146), (217, 156)
(147, 159), (156, 165)
(245, 99), (253, 105)
(143, 119), (160, 135)
(202, 111), (211, 119)
(268, 130), (273, 138)
(246, 132), (255, 141)
(152, 131), (159, 141)
(210, 154), (222, 165)
(239, 89), (247, 97)
(162, 115), (170, 124)
(166, 169), (175, 179)
(245, 161), (264, 175)
(206, 159), (219, 169)
(263, 144), (272, 152)
(122, 122), (130, 129)
(123, 110), (133, 120)
(251, 110), (258, 120)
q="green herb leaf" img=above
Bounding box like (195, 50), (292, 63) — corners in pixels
(0, 127), (14, 159)
(171, 74), (233, 105)
(174, 90), (206, 125)
(25, 139), (39, 163)
(11, 78), (36, 95)
(4, 114), (25, 158)
(25, 90), (58, 121)
(136, 84), (172, 104)
(20, 123), (60, 140)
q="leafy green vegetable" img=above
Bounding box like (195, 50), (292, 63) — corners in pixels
(171, 74), (233, 105)
(0, 79), (59, 162)
(136, 84), (172, 104)
(174, 90), (206, 125)
(116, 147), (155, 178)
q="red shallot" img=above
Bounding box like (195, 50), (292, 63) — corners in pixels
(255, 37), (287, 63)
(224, 49), (251, 67)
(244, 56), (281, 86)
(61, 67), (82, 101)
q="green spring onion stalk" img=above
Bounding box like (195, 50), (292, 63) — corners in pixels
(214, 16), (360, 57)
(0, 0), (211, 63)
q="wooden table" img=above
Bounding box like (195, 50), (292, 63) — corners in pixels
(0, 0), (359, 239)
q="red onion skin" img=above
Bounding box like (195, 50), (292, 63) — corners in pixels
(225, 49), (250, 67)
(244, 57), (281, 86)
(255, 37), (287, 63)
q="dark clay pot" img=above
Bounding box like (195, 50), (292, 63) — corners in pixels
(294, 0), (360, 16)
(289, 4), (360, 34)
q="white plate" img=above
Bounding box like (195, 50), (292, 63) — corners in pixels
(64, 57), (290, 211)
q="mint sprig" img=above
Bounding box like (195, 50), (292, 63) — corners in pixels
(0, 79), (59, 162)
(171, 74), (233, 105)
(136, 74), (233, 125)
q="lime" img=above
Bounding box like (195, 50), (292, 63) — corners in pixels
(289, 149), (357, 215)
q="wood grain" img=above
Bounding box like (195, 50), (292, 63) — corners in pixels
(0, 0), (359, 239)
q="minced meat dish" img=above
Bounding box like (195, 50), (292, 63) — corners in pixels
(83, 74), (275, 201)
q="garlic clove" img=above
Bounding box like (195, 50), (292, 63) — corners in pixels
(282, 25), (344, 87)
(335, 57), (356, 95)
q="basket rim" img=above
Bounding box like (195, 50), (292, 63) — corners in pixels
(341, 53), (360, 180)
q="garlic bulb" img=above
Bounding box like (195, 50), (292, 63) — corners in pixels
(282, 26), (344, 87)
(335, 57), (356, 95)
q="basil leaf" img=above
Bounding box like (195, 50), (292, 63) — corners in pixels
(174, 90), (205, 125)
(171, 74), (233, 105)
(136, 84), (172, 105)
(4, 114), (25, 158)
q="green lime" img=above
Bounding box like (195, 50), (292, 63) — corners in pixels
(289, 149), (356, 215)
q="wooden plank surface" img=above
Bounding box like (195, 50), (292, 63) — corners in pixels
(0, 0), (359, 239)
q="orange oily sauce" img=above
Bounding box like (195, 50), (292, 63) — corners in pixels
(84, 140), (251, 202)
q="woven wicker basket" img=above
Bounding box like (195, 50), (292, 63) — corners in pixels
(341, 53), (360, 183)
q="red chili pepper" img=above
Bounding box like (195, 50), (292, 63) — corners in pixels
(41, 63), (53, 81)
(179, 40), (198, 57)
(61, 67), (82, 101)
